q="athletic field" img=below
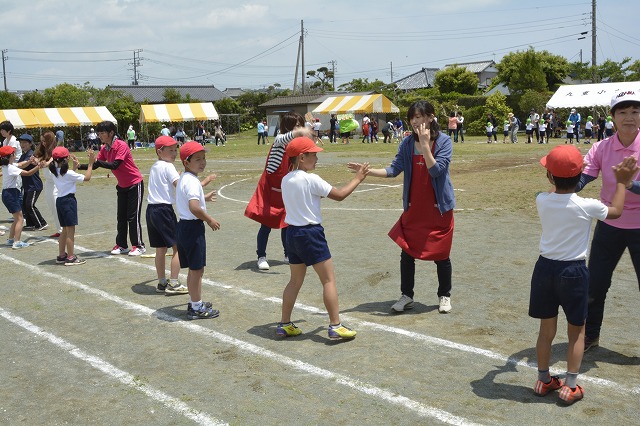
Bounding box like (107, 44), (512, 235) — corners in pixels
(0, 136), (637, 425)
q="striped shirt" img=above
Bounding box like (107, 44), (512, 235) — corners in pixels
(265, 131), (295, 174)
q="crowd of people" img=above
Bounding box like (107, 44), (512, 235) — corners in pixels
(1, 90), (639, 406)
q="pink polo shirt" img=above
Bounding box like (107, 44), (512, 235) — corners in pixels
(583, 132), (640, 229)
(97, 138), (143, 188)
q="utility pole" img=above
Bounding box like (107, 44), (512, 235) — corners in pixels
(130, 49), (143, 86)
(591, 0), (597, 83)
(301, 20), (305, 94)
(329, 60), (336, 90)
(390, 62), (393, 84)
(293, 20), (304, 94)
(2, 49), (7, 92)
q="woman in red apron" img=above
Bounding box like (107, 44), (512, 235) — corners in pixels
(364, 100), (455, 314)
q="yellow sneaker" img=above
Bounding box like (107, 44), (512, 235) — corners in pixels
(328, 324), (356, 340)
(276, 322), (302, 337)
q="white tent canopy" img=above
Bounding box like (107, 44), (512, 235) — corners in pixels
(546, 82), (640, 109)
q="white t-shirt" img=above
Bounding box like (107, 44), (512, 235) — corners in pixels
(147, 160), (180, 204)
(176, 172), (205, 220)
(282, 170), (332, 226)
(539, 122), (547, 132)
(585, 121), (593, 130)
(3, 136), (21, 161)
(51, 169), (84, 197)
(1, 163), (22, 190)
(536, 192), (608, 261)
(313, 122), (321, 131)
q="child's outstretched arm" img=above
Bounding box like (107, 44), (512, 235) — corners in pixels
(188, 199), (220, 231)
(327, 162), (369, 201)
(200, 173), (216, 187)
(19, 162), (43, 177)
(607, 156), (639, 219)
(83, 150), (95, 182)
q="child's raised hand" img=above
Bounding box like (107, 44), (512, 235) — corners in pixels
(347, 162), (361, 172)
(612, 156), (639, 185)
(70, 154), (80, 169)
(204, 190), (217, 202)
(202, 173), (216, 186)
(355, 162), (369, 180)
(87, 149), (96, 163)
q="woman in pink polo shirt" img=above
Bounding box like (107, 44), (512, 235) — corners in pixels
(90, 121), (146, 256)
(576, 90), (640, 352)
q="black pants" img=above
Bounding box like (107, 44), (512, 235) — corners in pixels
(400, 250), (452, 299)
(116, 181), (145, 249)
(22, 189), (47, 228)
(586, 221), (640, 339)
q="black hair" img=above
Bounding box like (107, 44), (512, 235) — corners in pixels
(279, 112), (305, 133)
(611, 100), (640, 116)
(552, 173), (581, 190)
(0, 155), (12, 166)
(95, 121), (117, 134)
(0, 120), (14, 134)
(407, 100), (440, 140)
(49, 158), (69, 177)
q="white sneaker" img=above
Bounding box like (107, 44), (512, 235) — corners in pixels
(257, 257), (270, 270)
(110, 245), (130, 255)
(128, 246), (147, 256)
(438, 296), (452, 313)
(391, 294), (414, 312)
(283, 256), (289, 264)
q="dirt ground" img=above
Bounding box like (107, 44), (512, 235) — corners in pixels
(0, 148), (638, 425)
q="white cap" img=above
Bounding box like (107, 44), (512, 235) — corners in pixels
(610, 89), (640, 112)
(571, 108), (576, 113)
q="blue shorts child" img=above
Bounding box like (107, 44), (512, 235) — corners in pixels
(528, 255), (589, 326)
(2, 188), (22, 214)
(286, 224), (331, 266)
(56, 194), (78, 227)
(146, 203), (177, 248)
(503, 131), (509, 137)
(177, 219), (206, 270)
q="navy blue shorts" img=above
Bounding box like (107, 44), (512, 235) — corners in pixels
(503, 131), (509, 136)
(585, 129), (593, 137)
(56, 194), (78, 227)
(146, 204), (177, 248)
(286, 224), (331, 266)
(529, 256), (589, 326)
(177, 219), (206, 270)
(2, 188), (22, 214)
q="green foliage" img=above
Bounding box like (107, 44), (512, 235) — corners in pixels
(163, 88), (182, 104)
(463, 106), (487, 136)
(434, 66), (478, 95)
(497, 48), (569, 94)
(457, 96), (486, 109)
(626, 60), (640, 81)
(214, 97), (242, 115)
(337, 78), (388, 93)
(597, 58), (631, 82)
(518, 90), (552, 116)
(306, 66), (334, 92)
(484, 92), (511, 123)
(0, 91), (22, 109)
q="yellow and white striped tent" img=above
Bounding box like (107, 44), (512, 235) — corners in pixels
(139, 102), (219, 124)
(0, 106), (117, 129)
(312, 94), (399, 114)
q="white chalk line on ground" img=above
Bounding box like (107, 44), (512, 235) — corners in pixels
(11, 238), (640, 396)
(0, 306), (225, 426)
(0, 254), (482, 426)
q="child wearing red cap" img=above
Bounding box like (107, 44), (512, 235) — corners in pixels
(49, 146), (95, 265)
(530, 145), (638, 404)
(276, 136), (369, 340)
(1, 145), (43, 248)
(175, 142), (220, 319)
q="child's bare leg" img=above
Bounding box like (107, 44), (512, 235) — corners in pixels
(186, 268), (204, 301)
(65, 225), (76, 256)
(169, 246), (180, 280)
(11, 211), (23, 240)
(566, 323), (585, 373)
(280, 263), (306, 323)
(155, 246), (168, 280)
(536, 317), (558, 371)
(312, 258), (340, 325)
(58, 228), (67, 257)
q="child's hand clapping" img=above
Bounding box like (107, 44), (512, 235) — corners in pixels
(612, 156), (639, 186)
(87, 149), (96, 164)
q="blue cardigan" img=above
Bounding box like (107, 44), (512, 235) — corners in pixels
(384, 131), (455, 214)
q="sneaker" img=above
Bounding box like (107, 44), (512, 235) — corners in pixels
(128, 246), (147, 256)
(23, 226), (36, 231)
(534, 376), (563, 396)
(391, 294), (414, 312)
(12, 241), (29, 249)
(110, 245), (130, 255)
(257, 256), (270, 270)
(438, 296), (452, 313)
(56, 253), (68, 264)
(49, 233), (61, 238)
(328, 324), (357, 340)
(37, 224), (49, 231)
(6, 238), (14, 246)
(558, 385), (584, 405)
(187, 302), (220, 320)
(165, 282), (189, 295)
(276, 322), (302, 337)
(64, 255), (86, 266)
(283, 256), (289, 264)
(156, 281), (167, 293)
(584, 336), (599, 352)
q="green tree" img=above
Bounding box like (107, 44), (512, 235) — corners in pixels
(163, 88), (182, 104)
(0, 91), (22, 109)
(626, 59), (640, 81)
(518, 90), (551, 116)
(306, 66), (334, 92)
(40, 83), (91, 107)
(596, 58), (631, 82)
(484, 91), (511, 123)
(434, 66), (478, 95)
(497, 48), (569, 94)
(213, 97), (242, 115)
(337, 78), (388, 93)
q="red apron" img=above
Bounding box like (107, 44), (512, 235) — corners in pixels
(388, 152), (454, 260)
(244, 146), (289, 229)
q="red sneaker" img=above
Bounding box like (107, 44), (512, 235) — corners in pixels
(559, 385), (584, 404)
(534, 376), (563, 396)
(49, 233), (61, 238)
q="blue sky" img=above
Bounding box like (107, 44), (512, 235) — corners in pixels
(1, 0), (637, 92)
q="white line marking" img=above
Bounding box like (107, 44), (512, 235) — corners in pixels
(0, 254), (482, 426)
(0, 306), (226, 426)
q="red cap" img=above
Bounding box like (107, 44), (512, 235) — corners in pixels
(155, 135), (177, 150)
(180, 141), (205, 161)
(540, 145), (583, 178)
(285, 137), (323, 157)
(52, 146), (70, 160)
(0, 145), (15, 157)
